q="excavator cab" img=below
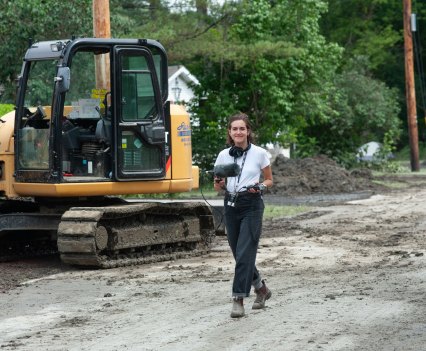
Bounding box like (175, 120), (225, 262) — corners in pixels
(14, 39), (169, 186)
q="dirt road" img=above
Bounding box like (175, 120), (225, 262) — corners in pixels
(2, 183), (426, 351)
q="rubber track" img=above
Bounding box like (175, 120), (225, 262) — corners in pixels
(57, 202), (215, 268)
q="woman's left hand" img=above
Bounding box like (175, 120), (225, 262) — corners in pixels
(247, 183), (267, 193)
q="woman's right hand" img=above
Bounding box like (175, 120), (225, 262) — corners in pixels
(214, 177), (225, 191)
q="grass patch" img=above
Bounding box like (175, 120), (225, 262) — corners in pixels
(372, 179), (407, 189)
(124, 187), (219, 199)
(371, 162), (426, 176)
(264, 204), (310, 219)
(394, 144), (426, 161)
(124, 192), (310, 220)
(0, 104), (14, 117)
(372, 162), (426, 176)
(176, 188), (218, 198)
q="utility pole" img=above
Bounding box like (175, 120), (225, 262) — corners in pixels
(93, 0), (111, 90)
(403, 0), (420, 171)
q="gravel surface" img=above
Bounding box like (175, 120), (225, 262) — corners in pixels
(2, 175), (426, 350)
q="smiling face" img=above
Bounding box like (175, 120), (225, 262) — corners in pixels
(229, 119), (250, 148)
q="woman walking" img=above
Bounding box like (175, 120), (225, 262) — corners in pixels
(214, 112), (273, 318)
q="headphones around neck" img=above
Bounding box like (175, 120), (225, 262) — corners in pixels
(229, 143), (251, 158)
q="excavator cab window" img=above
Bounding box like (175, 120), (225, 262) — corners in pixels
(61, 49), (112, 180)
(149, 47), (168, 102)
(121, 58), (157, 121)
(16, 60), (56, 170)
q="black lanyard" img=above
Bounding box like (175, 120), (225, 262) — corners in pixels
(233, 151), (248, 193)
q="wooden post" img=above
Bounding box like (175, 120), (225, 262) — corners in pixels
(93, 0), (111, 90)
(403, 0), (420, 171)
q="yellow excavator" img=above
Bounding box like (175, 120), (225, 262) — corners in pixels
(0, 38), (215, 268)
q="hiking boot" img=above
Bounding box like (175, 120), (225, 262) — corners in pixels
(230, 298), (245, 318)
(252, 281), (272, 310)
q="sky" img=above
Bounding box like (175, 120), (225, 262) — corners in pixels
(166, 0), (226, 10)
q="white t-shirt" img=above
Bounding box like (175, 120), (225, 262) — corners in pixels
(214, 144), (270, 193)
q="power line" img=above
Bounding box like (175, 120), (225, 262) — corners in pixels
(412, 13), (426, 120)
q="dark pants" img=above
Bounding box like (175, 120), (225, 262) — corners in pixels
(224, 192), (264, 298)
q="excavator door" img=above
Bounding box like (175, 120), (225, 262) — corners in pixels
(113, 46), (166, 180)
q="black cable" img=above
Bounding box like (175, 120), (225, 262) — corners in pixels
(413, 18), (426, 118)
(198, 171), (225, 233)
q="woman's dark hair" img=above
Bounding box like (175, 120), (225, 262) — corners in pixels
(226, 112), (255, 146)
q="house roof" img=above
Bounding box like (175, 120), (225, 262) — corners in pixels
(168, 65), (199, 85)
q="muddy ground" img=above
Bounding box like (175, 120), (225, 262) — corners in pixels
(2, 171), (426, 350)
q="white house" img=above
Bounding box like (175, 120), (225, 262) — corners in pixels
(168, 65), (200, 105)
(266, 142), (291, 160)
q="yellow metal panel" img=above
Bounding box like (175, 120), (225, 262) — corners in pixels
(168, 179), (194, 193)
(0, 111), (17, 197)
(191, 166), (200, 190)
(13, 178), (195, 197)
(0, 111), (15, 153)
(0, 155), (18, 197)
(170, 104), (193, 180)
(13, 181), (170, 197)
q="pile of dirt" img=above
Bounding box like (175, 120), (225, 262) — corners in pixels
(269, 154), (376, 196)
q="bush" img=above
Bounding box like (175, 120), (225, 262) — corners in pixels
(0, 104), (14, 117)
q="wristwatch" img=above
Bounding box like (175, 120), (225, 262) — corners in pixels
(259, 183), (267, 191)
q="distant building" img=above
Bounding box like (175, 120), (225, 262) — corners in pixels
(266, 142), (291, 160)
(168, 65), (200, 105)
(357, 141), (393, 162)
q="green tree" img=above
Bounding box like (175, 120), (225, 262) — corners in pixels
(187, 0), (343, 170)
(296, 56), (401, 166)
(320, 0), (426, 150)
(0, 0), (407, 169)
(320, 0), (403, 72)
(0, 0), (92, 102)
